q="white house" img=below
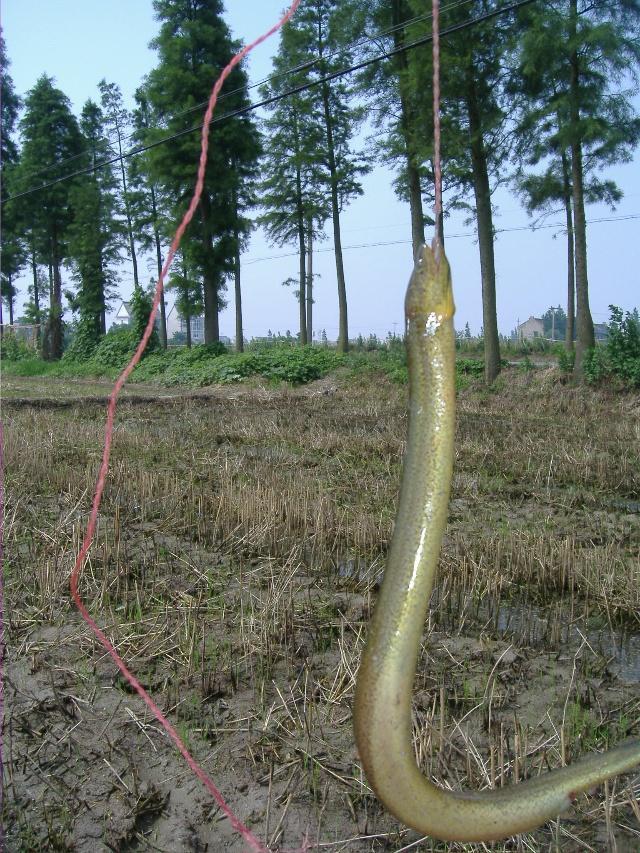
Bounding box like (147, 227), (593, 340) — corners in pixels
(113, 301), (133, 327)
(166, 304), (205, 343)
(165, 305), (231, 346)
(517, 316), (544, 341)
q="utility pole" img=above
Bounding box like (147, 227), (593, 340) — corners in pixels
(550, 304), (562, 341)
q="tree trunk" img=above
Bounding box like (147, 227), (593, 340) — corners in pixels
(560, 149), (575, 351)
(234, 232), (243, 352)
(466, 71), (500, 384)
(306, 219), (313, 343)
(30, 245), (41, 318)
(320, 77), (348, 352)
(151, 187), (168, 348)
(115, 117), (140, 290)
(228, 177), (244, 353)
(295, 161), (307, 345)
(569, 0), (594, 378)
(199, 194), (220, 344)
(7, 275), (14, 325)
(392, 0), (426, 259)
(48, 230), (64, 360)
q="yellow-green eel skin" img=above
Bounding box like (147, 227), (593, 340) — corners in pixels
(353, 243), (640, 842)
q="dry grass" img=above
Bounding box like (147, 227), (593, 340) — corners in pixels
(2, 369), (639, 852)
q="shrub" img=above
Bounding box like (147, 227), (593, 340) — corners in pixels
(584, 306), (640, 388)
(90, 326), (136, 368)
(557, 347), (575, 374)
(63, 317), (100, 362)
(0, 332), (36, 362)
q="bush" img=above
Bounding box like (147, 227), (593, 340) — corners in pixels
(557, 347), (575, 374)
(584, 306), (640, 388)
(605, 306), (640, 385)
(256, 346), (341, 384)
(0, 332), (36, 361)
(63, 317), (100, 362)
(90, 326), (136, 368)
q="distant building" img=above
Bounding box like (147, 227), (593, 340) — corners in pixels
(594, 322), (609, 342)
(517, 316), (544, 341)
(113, 301), (133, 327)
(166, 304), (205, 343)
(112, 301), (160, 331)
(165, 305), (231, 346)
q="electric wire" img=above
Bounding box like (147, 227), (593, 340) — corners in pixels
(12, 0), (477, 186)
(5, 0), (540, 205)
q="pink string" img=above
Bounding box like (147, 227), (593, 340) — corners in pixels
(70, 3), (302, 851)
(0, 420), (5, 851)
(432, 0), (442, 262)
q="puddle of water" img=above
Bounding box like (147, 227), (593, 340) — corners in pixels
(491, 599), (640, 681)
(608, 498), (640, 513)
(337, 556), (383, 585)
(337, 556), (640, 683)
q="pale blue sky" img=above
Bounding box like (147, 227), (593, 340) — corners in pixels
(3, 0), (639, 340)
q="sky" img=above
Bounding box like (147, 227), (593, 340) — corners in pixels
(2, 0), (639, 341)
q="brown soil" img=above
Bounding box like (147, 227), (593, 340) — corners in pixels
(2, 371), (639, 852)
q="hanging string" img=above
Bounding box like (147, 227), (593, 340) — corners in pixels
(0, 421), (5, 852)
(432, 0), (443, 262)
(69, 3), (302, 852)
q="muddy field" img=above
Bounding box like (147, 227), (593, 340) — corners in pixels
(2, 368), (639, 852)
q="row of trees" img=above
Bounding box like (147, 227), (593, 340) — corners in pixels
(2, 0), (639, 381)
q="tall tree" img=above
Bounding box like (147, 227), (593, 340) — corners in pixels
(13, 76), (83, 358)
(144, 0), (261, 345)
(338, 0), (433, 258)
(259, 32), (330, 346)
(0, 38), (23, 334)
(129, 85), (171, 348)
(99, 81), (142, 291)
(65, 100), (123, 356)
(273, 0), (369, 353)
(515, 1), (640, 377)
(405, 0), (517, 383)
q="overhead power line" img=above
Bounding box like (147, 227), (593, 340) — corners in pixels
(242, 212), (640, 265)
(5, 0), (539, 206)
(14, 0), (476, 186)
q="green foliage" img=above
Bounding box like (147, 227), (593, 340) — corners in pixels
(63, 316), (100, 362)
(0, 332), (35, 361)
(605, 306), (640, 385)
(139, 345), (342, 387)
(456, 358), (485, 377)
(557, 347), (575, 374)
(90, 325), (136, 368)
(584, 306), (640, 388)
(129, 283), (160, 353)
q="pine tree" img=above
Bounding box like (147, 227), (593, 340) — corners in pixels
(65, 100), (123, 358)
(513, 0), (640, 376)
(338, 0), (433, 258)
(129, 84), (170, 348)
(99, 81), (143, 292)
(405, 0), (517, 383)
(259, 28), (329, 347)
(13, 76), (84, 358)
(0, 38), (24, 333)
(0, 36), (19, 167)
(144, 0), (261, 345)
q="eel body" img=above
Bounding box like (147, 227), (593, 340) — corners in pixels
(352, 244), (640, 842)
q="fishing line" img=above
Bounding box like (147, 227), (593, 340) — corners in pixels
(70, 3), (302, 851)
